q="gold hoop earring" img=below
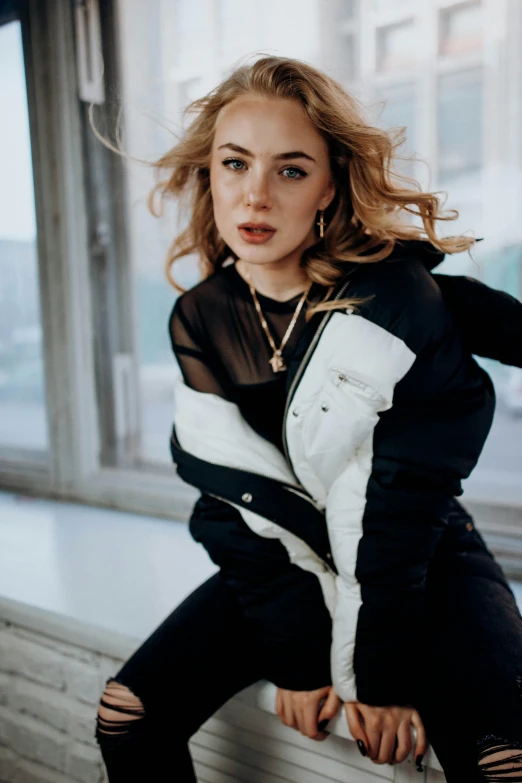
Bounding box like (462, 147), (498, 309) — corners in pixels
(316, 209), (327, 238)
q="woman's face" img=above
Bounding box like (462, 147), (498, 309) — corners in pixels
(209, 95), (335, 268)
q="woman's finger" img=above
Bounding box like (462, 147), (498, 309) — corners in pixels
(280, 691), (297, 729)
(363, 723), (382, 761)
(394, 720), (413, 763)
(344, 702), (369, 758)
(275, 688), (282, 719)
(300, 698), (328, 740)
(317, 688), (341, 724)
(376, 729), (397, 764)
(292, 693), (325, 740)
(410, 710), (428, 769)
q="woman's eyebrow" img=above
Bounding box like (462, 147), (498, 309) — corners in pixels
(217, 142), (316, 163)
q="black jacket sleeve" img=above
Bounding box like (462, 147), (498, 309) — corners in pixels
(432, 273), (522, 368)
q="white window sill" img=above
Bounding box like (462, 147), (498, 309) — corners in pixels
(3, 489), (520, 778)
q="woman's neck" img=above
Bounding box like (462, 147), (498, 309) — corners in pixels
(235, 258), (310, 302)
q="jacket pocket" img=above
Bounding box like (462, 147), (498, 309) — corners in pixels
(302, 367), (388, 459)
(328, 368), (388, 405)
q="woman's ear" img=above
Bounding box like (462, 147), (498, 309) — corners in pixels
(319, 179), (336, 212)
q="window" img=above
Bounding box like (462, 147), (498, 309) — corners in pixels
(342, 0), (357, 19)
(437, 68), (482, 181)
(462, 245), (522, 511)
(0, 21), (48, 454)
(377, 20), (417, 71)
(173, 0), (204, 69)
(373, 0), (410, 11)
(114, 0), (352, 467)
(339, 33), (357, 82)
(327, 30), (358, 84)
(440, 1), (483, 56)
(321, 0), (359, 84)
(377, 82), (417, 177)
(3, 0), (520, 552)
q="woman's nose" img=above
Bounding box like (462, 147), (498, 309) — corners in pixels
(244, 171), (272, 210)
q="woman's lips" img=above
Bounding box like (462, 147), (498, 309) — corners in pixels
(238, 226), (277, 244)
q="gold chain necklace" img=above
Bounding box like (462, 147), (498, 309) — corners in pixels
(241, 265), (311, 373)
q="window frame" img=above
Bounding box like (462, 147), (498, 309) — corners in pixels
(1, 0), (522, 581)
(0, 0), (196, 522)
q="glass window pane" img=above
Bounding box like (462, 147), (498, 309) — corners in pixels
(335, 0), (356, 20)
(440, 2), (483, 56)
(374, 0), (410, 10)
(461, 247), (522, 504)
(0, 21), (48, 452)
(115, 0), (362, 465)
(110, 0), (522, 512)
(377, 81), (416, 176)
(437, 68), (482, 182)
(377, 20), (416, 71)
(321, 1), (359, 84)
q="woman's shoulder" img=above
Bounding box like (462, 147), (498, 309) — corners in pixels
(168, 264), (234, 336)
(345, 257), (450, 355)
(173, 265), (233, 316)
(168, 267), (233, 343)
(344, 238), (444, 296)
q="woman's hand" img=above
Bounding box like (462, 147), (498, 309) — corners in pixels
(276, 685), (342, 741)
(345, 701), (428, 767)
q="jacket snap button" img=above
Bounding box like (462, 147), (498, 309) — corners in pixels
(242, 492), (253, 503)
(321, 403), (329, 412)
(326, 552), (332, 559)
(466, 521), (473, 531)
(292, 408), (299, 417)
(346, 308), (354, 314)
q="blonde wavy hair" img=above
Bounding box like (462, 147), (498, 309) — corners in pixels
(146, 54), (476, 317)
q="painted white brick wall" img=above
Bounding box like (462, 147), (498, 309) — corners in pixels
(0, 618), (120, 783)
(0, 614), (439, 783)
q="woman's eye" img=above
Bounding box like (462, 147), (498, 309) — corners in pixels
(282, 167), (307, 180)
(222, 159), (307, 181)
(222, 158), (245, 172)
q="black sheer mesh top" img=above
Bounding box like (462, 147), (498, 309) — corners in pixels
(168, 262), (323, 453)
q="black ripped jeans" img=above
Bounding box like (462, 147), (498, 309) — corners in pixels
(417, 504), (522, 781)
(94, 499), (522, 783)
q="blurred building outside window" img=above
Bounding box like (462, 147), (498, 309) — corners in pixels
(439, 0), (483, 56)
(0, 20), (48, 453)
(437, 67), (483, 182)
(373, 0), (411, 12)
(320, 0), (359, 85)
(376, 19), (417, 71)
(87, 0), (522, 511)
(376, 81), (417, 178)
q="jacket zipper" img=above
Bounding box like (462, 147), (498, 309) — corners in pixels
(282, 278), (352, 468)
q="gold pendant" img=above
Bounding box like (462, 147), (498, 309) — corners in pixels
(269, 353), (286, 373)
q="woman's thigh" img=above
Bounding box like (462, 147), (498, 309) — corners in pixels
(418, 513), (522, 781)
(109, 571), (265, 739)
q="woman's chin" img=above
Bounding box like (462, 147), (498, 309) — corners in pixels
(230, 246), (283, 265)
(231, 243), (301, 267)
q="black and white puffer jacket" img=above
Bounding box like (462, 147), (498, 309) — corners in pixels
(170, 241), (522, 706)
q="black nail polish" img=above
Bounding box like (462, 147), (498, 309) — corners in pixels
(357, 739), (367, 757)
(416, 754), (424, 772)
(318, 719), (328, 732)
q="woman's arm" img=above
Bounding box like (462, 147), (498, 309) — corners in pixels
(320, 261), (462, 707)
(432, 273), (522, 367)
(169, 294), (339, 715)
(169, 294), (232, 397)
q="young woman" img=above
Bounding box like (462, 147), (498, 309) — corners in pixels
(94, 56), (522, 782)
